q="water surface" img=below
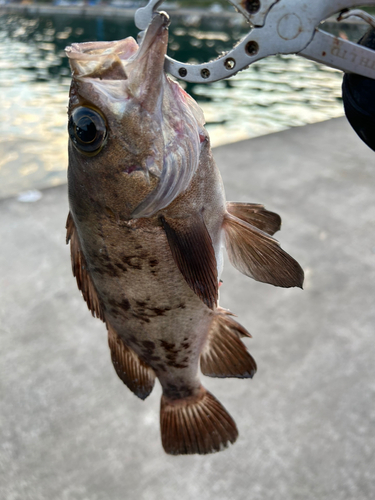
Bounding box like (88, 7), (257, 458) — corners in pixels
(0, 13), (368, 198)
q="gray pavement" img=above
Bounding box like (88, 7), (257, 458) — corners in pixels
(1, 117), (375, 500)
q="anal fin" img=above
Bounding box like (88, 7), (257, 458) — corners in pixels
(201, 309), (257, 379)
(223, 212), (304, 288)
(108, 324), (155, 400)
(160, 386), (238, 455)
(160, 214), (218, 310)
(66, 212), (105, 321)
(226, 202), (281, 235)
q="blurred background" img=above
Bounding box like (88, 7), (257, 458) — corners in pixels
(1, 2), (375, 500)
(0, 0), (372, 199)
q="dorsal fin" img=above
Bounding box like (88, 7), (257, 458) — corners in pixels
(201, 308), (256, 379)
(66, 212), (105, 321)
(223, 212), (304, 289)
(107, 324), (155, 400)
(226, 202), (281, 235)
(160, 214), (218, 310)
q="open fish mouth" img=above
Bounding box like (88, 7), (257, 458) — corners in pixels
(65, 12), (170, 81)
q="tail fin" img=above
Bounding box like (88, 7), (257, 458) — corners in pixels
(160, 387), (238, 455)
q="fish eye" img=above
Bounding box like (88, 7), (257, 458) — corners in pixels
(68, 107), (107, 156)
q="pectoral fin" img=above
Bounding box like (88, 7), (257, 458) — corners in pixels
(108, 324), (155, 400)
(226, 202), (281, 235)
(66, 212), (105, 321)
(223, 212), (304, 288)
(161, 214), (218, 310)
(201, 308), (256, 379)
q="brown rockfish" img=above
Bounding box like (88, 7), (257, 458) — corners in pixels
(65, 12), (303, 455)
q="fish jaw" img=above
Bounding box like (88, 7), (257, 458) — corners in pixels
(66, 12), (170, 112)
(126, 12), (171, 113)
(66, 12), (206, 219)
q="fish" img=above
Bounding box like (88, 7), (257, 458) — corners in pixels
(65, 12), (304, 455)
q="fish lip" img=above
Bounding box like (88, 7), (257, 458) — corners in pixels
(122, 10), (170, 112)
(149, 10), (171, 33)
(136, 11), (170, 60)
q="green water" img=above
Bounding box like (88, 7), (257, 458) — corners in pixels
(0, 13), (368, 198)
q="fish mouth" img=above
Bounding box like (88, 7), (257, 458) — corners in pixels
(126, 11), (171, 106)
(65, 12), (170, 82)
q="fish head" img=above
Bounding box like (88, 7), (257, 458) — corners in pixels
(66, 12), (206, 220)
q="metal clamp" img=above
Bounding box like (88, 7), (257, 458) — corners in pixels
(135, 0), (375, 83)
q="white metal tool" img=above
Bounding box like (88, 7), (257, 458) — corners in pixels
(135, 0), (375, 83)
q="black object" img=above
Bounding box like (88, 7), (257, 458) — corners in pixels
(342, 28), (375, 152)
(68, 107), (107, 156)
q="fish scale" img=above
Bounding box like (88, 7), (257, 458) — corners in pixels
(77, 198), (216, 396)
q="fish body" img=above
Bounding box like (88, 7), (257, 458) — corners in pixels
(65, 13), (303, 455)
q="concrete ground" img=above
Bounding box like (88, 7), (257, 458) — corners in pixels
(1, 117), (375, 500)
